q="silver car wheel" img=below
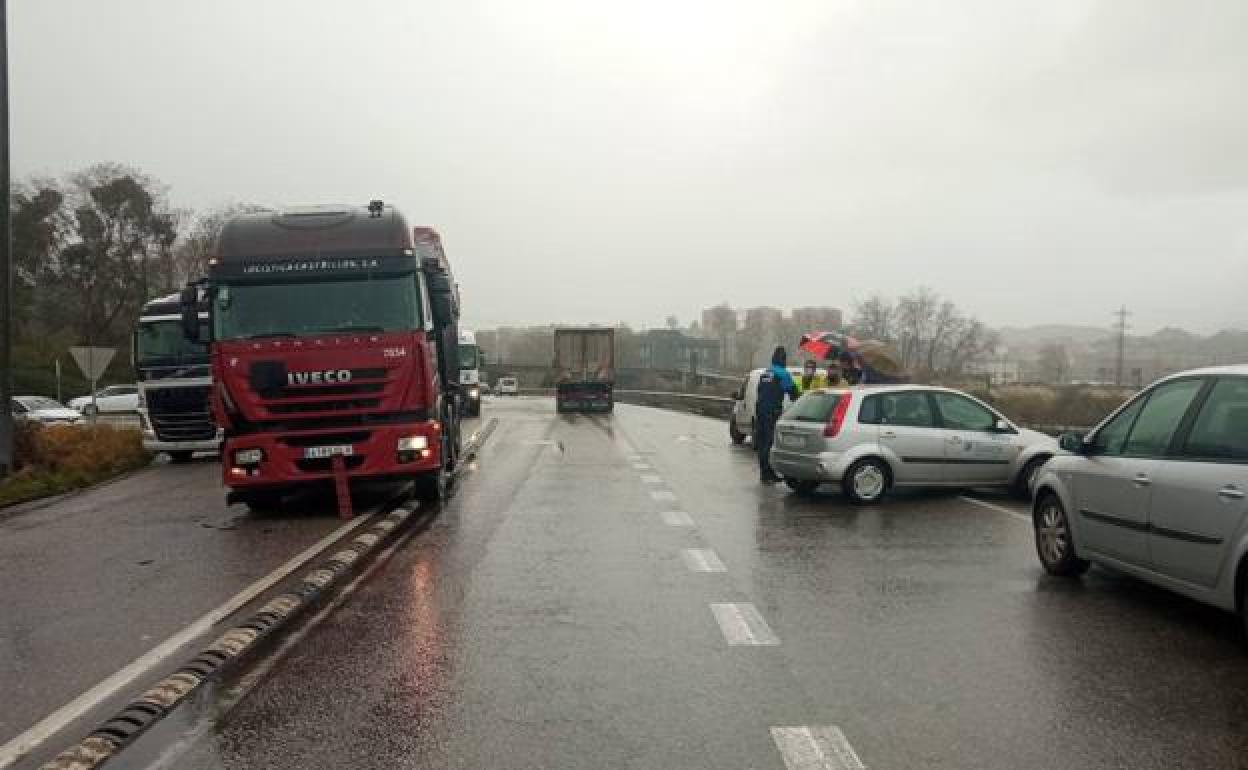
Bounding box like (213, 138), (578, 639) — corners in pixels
(1037, 500), (1069, 565)
(853, 464), (886, 501)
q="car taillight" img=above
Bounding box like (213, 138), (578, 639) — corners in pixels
(824, 394), (852, 438)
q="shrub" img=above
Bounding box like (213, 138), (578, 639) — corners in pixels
(1, 422), (150, 508)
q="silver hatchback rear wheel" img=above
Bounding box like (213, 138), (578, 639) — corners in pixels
(842, 458), (889, 504)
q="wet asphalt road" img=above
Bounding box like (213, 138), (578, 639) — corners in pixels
(0, 451), (414, 756)
(103, 398), (1248, 769)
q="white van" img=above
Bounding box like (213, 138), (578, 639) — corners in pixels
(729, 367), (805, 445)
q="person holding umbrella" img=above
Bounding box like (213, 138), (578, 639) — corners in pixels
(756, 346), (799, 483)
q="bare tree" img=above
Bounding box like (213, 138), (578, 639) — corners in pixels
(1037, 343), (1070, 384)
(851, 295), (895, 342)
(174, 202), (267, 286)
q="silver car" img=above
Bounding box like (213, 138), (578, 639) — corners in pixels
(769, 385), (1057, 503)
(1032, 365), (1248, 636)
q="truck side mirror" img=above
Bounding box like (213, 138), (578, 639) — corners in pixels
(180, 286), (201, 343)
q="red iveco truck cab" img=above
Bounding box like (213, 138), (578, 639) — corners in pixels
(181, 202), (463, 512)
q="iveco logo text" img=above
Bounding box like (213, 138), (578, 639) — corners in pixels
(287, 370), (352, 385)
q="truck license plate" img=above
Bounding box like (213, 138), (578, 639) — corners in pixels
(304, 445), (354, 460)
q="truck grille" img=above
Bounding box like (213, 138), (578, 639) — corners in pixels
(256, 367), (394, 418)
(147, 385), (216, 441)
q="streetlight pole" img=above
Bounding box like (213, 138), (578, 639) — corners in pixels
(0, 0), (12, 478)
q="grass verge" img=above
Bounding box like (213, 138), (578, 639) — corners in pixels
(0, 422), (151, 509)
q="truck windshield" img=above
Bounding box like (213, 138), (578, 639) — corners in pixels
(213, 275), (421, 341)
(459, 344), (480, 370)
(137, 319), (208, 365)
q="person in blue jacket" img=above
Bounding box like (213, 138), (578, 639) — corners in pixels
(755, 346), (799, 483)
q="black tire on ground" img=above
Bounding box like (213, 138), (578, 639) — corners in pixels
(1034, 492), (1090, 577)
(168, 451), (194, 463)
(1013, 455), (1050, 499)
(729, 420), (746, 445)
(785, 478), (820, 496)
(841, 458), (890, 504)
(239, 491), (284, 513)
(414, 428), (452, 502)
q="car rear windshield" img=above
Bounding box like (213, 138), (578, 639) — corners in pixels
(785, 392), (843, 422)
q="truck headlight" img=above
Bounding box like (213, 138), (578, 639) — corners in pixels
(233, 448), (264, 466)
(397, 436), (428, 451)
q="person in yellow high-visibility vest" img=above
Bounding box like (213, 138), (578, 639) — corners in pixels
(798, 359), (826, 392)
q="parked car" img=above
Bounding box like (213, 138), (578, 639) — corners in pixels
(1032, 365), (1248, 635)
(69, 384), (140, 415)
(769, 384), (1057, 503)
(497, 377), (519, 396)
(728, 367), (806, 446)
(11, 396), (84, 425)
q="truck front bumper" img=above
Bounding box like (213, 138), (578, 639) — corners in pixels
(221, 421), (443, 490)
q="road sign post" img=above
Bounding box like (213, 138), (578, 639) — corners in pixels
(70, 347), (116, 422)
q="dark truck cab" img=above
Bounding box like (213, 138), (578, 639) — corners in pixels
(182, 202), (463, 511)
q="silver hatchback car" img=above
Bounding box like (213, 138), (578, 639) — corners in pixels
(1032, 365), (1248, 636)
(769, 385), (1057, 503)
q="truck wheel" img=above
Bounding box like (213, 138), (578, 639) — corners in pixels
(168, 451), (194, 463)
(415, 430), (452, 502)
(238, 491), (283, 513)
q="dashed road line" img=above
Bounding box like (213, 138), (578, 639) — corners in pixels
(770, 726), (866, 770)
(649, 489), (677, 502)
(710, 602), (780, 646)
(960, 495), (1031, 524)
(660, 510), (695, 527)
(681, 548), (726, 573)
(640, 474), (663, 485)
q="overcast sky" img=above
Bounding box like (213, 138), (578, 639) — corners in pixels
(12, 0), (1248, 334)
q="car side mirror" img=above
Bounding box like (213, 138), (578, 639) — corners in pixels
(1059, 432), (1086, 453)
(994, 418), (1012, 433)
(180, 285), (201, 343)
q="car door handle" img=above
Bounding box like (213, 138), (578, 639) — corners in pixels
(1132, 474), (1151, 487)
(947, 436), (963, 444)
(881, 431), (897, 438)
(1217, 486), (1245, 500)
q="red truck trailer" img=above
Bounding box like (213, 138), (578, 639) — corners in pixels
(180, 202), (463, 513)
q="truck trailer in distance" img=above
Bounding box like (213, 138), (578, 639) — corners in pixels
(181, 202), (464, 513)
(553, 327), (615, 413)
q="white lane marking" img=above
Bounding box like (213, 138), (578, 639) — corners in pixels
(650, 489), (677, 502)
(139, 529), (415, 770)
(960, 495), (1031, 524)
(681, 548), (726, 573)
(710, 602), (780, 646)
(771, 726), (866, 770)
(640, 474), (663, 485)
(0, 512), (378, 769)
(660, 510), (695, 527)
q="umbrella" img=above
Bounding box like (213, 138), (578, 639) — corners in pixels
(798, 331), (859, 360)
(855, 340), (904, 380)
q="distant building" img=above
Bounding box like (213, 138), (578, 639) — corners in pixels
(639, 330), (722, 371)
(791, 306), (844, 331)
